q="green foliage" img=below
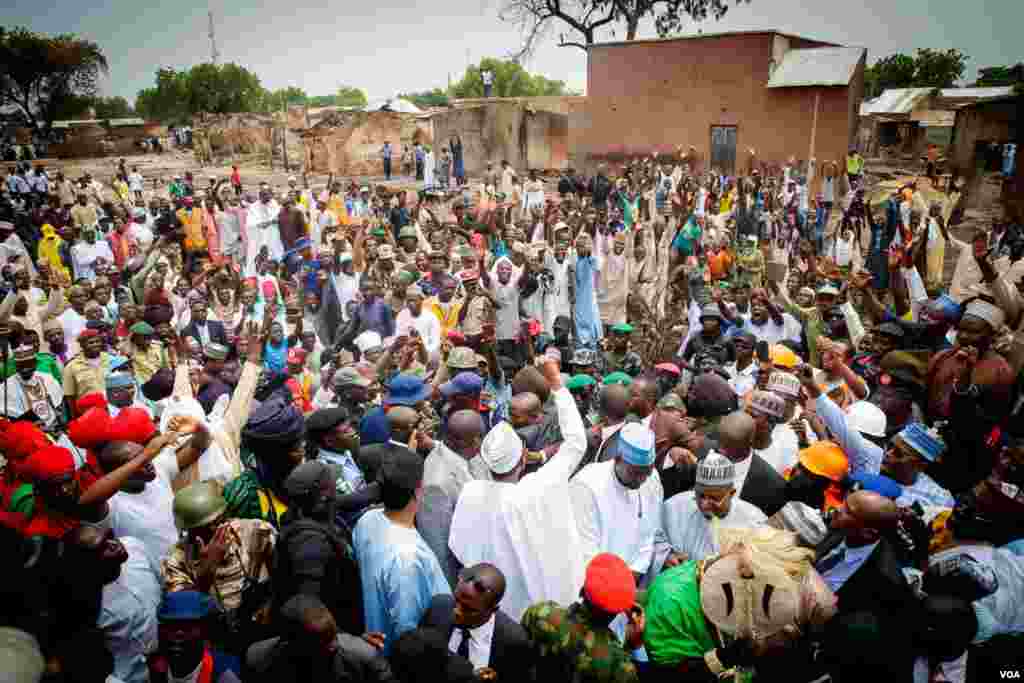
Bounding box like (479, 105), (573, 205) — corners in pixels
(398, 88), (450, 109)
(336, 86), (368, 108)
(864, 49), (967, 99)
(92, 95), (134, 119)
(651, 0), (749, 39)
(975, 64), (1024, 87)
(0, 26), (109, 130)
(134, 62), (266, 123)
(449, 58), (574, 99)
(263, 86), (307, 111)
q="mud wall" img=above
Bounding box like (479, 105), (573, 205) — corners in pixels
(302, 112), (432, 176)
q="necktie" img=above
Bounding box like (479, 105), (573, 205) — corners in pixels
(816, 545), (848, 574)
(456, 627), (470, 659)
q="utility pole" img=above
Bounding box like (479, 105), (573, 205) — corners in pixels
(208, 10), (220, 64)
(281, 94), (289, 172)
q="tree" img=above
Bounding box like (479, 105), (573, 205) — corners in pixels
(912, 48), (966, 89)
(499, 0), (746, 58)
(263, 86), (307, 112)
(0, 27), (109, 131)
(336, 86), (367, 108)
(863, 49), (967, 99)
(399, 88), (450, 109)
(449, 58), (574, 99)
(92, 96), (134, 119)
(134, 62), (266, 123)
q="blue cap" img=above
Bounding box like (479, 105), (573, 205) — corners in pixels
(848, 472), (903, 499)
(108, 355), (131, 372)
(105, 371), (135, 389)
(898, 423), (946, 462)
(619, 423), (656, 467)
(385, 373), (432, 406)
(439, 371), (484, 397)
(158, 590), (216, 621)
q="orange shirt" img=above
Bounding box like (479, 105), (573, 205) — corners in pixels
(708, 249), (732, 280)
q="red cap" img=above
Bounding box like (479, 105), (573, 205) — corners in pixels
(76, 393), (109, 415)
(0, 421), (50, 461)
(68, 407), (114, 449)
(446, 330), (466, 345)
(20, 445), (76, 482)
(655, 362), (681, 376)
(110, 407), (157, 445)
(583, 553), (636, 614)
(79, 328), (100, 340)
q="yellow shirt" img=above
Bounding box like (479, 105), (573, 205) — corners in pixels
(62, 352), (113, 402)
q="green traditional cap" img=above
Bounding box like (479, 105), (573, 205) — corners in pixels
(129, 321), (155, 335)
(370, 227), (387, 238)
(602, 371), (633, 386)
(398, 225), (418, 239)
(204, 342), (230, 361)
(610, 323), (634, 334)
(567, 374), (597, 391)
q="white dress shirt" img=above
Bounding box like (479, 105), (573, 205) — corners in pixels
(448, 614), (496, 670)
(819, 541), (878, 592)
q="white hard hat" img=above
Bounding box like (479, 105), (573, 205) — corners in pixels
(846, 401), (886, 438)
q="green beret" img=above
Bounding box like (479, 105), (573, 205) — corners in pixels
(602, 371), (633, 386)
(567, 374), (597, 391)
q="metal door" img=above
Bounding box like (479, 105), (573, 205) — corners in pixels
(710, 126), (737, 175)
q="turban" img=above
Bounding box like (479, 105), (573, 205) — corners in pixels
(110, 407), (157, 445)
(583, 553), (636, 614)
(76, 393), (109, 415)
(619, 423), (656, 466)
(68, 408), (114, 450)
(798, 441), (849, 482)
(242, 395), (304, 447)
(696, 452), (735, 488)
(0, 421), (50, 461)
(963, 299), (1005, 330)
(20, 445), (76, 482)
(479, 421), (523, 475)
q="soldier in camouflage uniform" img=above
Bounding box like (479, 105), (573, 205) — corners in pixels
(521, 553), (641, 683)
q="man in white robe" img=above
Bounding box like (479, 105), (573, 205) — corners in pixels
(662, 452), (767, 562)
(569, 422), (671, 579)
(245, 190), (283, 275)
(448, 358), (587, 621)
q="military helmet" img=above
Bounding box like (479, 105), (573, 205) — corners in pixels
(173, 481), (227, 530)
(448, 346), (478, 370)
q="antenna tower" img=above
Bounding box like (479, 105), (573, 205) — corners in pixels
(208, 10), (220, 64)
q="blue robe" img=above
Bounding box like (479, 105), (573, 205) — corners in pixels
(573, 255), (602, 347)
(352, 508), (451, 654)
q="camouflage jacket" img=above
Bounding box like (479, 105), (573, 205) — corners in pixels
(521, 601), (639, 683)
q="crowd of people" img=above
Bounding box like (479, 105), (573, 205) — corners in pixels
(0, 145), (1021, 683)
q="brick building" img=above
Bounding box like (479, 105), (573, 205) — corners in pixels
(570, 30), (866, 174)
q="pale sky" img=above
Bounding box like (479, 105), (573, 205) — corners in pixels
(5, 0), (1021, 104)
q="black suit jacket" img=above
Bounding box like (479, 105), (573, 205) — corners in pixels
(182, 319), (229, 347)
(738, 454), (788, 517)
(419, 594), (534, 682)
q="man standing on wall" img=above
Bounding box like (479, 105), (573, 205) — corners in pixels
(382, 140), (393, 181)
(482, 69), (495, 98)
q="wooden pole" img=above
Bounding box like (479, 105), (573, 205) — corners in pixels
(281, 96), (290, 172)
(808, 89), (821, 192)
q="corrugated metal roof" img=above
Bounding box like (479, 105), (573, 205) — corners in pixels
(589, 29), (842, 50)
(939, 87), (1015, 100)
(766, 47), (864, 88)
(859, 88), (932, 116)
(107, 117), (145, 127)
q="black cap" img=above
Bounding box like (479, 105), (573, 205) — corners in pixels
(877, 322), (905, 339)
(305, 407), (351, 434)
(377, 446), (424, 492)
